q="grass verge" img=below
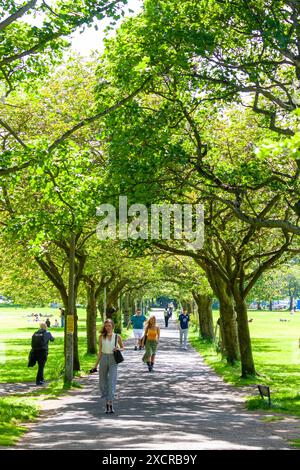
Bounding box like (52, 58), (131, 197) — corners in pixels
(189, 314), (300, 419)
(0, 397), (39, 446)
(289, 439), (300, 448)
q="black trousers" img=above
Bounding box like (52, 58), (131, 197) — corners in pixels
(164, 316), (169, 327)
(34, 350), (48, 384)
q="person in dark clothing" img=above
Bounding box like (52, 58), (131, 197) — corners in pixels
(59, 308), (65, 328)
(178, 308), (190, 350)
(30, 323), (55, 385)
(164, 308), (170, 327)
(45, 318), (51, 328)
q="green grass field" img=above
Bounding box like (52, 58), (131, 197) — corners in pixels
(190, 309), (300, 418)
(0, 306), (101, 383)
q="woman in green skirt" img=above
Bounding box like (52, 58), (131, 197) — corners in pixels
(142, 316), (160, 372)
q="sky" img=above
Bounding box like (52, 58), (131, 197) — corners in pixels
(69, 0), (143, 56)
(21, 0), (143, 57)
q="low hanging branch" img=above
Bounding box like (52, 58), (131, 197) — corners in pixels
(48, 77), (151, 153)
(0, 118), (27, 149)
(0, 0), (38, 31)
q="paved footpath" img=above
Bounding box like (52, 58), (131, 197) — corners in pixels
(5, 309), (300, 450)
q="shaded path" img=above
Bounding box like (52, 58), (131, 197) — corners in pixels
(10, 309), (299, 449)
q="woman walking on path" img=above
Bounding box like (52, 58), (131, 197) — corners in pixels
(92, 319), (124, 414)
(142, 316), (160, 372)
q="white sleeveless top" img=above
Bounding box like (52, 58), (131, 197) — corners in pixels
(101, 333), (117, 354)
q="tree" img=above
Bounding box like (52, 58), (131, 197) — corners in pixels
(98, 0), (300, 239)
(247, 272), (283, 310)
(280, 264), (300, 309)
(0, 238), (58, 305)
(0, 1), (127, 90)
(0, 57), (107, 377)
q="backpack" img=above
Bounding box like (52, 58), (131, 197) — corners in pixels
(31, 330), (46, 350)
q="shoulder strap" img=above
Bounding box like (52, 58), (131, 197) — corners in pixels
(115, 333), (117, 347)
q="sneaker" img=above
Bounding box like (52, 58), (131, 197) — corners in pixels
(134, 346), (138, 351)
(139, 345), (142, 350)
(36, 381), (43, 386)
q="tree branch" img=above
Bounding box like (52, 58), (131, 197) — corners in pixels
(0, 0), (37, 31)
(48, 77), (151, 152)
(0, 118), (27, 148)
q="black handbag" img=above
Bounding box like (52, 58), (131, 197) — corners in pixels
(113, 334), (124, 364)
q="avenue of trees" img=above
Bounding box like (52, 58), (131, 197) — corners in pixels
(1, 0), (300, 381)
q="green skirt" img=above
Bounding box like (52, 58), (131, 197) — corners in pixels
(142, 340), (158, 362)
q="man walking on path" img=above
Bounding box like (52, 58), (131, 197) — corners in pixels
(164, 307), (170, 327)
(29, 323), (55, 385)
(127, 309), (146, 350)
(178, 308), (190, 350)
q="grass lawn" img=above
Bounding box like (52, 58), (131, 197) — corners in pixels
(0, 305), (131, 446)
(0, 306), (97, 383)
(190, 309), (300, 418)
(0, 397), (39, 446)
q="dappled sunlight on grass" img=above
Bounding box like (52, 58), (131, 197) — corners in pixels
(190, 309), (300, 417)
(289, 439), (300, 448)
(0, 307), (99, 384)
(0, 423), (27, 446)
(0, 397), (39, 446)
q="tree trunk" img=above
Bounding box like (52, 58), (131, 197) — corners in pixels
(193, 292), (214, 341)
(86, 282), (97, 354)
(72, 253), (87, 373)
(181, 300), (192, 313)
(73, 306), (80, 372)
(65, 232), (75, 383)
(123, 293), (131, 326)
(234, 295), (256, 377)
(289, 295), (294, 310)
(106, 280), (128, 333)
(269, 300), (273, 311)
(205, 269), (240, 364)
(218, 294), (240, 364)
(97, 296), (104, 322)
(257, 301), (262, 310)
